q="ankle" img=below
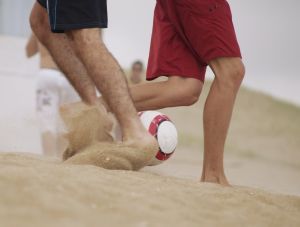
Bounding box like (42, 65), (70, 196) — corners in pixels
(121, 121), (148, 140)
(201, 169), (230, 186)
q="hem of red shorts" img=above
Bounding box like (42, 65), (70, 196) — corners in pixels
(147, 72), (205, 82)
(204, 53), (242, 64)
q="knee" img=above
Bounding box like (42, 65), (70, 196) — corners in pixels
(67, 29), (105, 54)
(231, 62), (245, 85)
(179, 85), (202, 106)
(167, 78), (203, 106)
(217, 61), (245, 91)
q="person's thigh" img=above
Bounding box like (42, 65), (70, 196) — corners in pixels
(66, 28), (104, 63)
(129, 75), (203, 111)
(167, 76), (203, 94)
(67, 28), (102, 46)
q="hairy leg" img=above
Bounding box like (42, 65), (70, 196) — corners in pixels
(67, 28), (157, 152)
(30, 3), (97, 104)
(201, 57), (245, 186)
(30, 2), (157, 167)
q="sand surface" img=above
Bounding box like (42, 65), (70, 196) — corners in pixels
(0, 152), (300, 227)
(1, 87), (300, 227)
(60, 101), (158, 171)
(1, 36), (300, 226)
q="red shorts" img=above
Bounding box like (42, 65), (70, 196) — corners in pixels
(147, 0), (242, 82)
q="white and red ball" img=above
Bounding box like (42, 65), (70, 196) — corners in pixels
(139, 111), (178, 166)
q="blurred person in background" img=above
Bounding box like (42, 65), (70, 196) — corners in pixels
(129, 61), (144, 85)
(26, 34), (79, 156)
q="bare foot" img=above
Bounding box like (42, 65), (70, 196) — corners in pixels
(123, 131), (159, 167)
(201, 172), (231, 187)
(98, 96), (159, 167)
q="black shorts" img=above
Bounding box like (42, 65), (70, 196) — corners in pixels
(37, 0), (108, 33)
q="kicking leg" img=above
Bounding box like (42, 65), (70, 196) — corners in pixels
(130, 76), (203, 111)
(97, 76), (203, 111)
(201, 57), (245, 186)
(30, 3), (97, 104)
(66, 28), (157, 152)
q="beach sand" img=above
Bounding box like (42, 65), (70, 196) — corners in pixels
(1, 36), (300, 226)
(0, 85), (299, 227)
(0, 152), (299, 227)
(60, 101), (156, 171)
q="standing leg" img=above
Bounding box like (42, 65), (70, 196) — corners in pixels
(30, 3), (97, 104)
(66, 28), (157, 148)
(201, 57), (245, 186)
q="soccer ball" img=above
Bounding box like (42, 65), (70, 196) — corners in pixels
(139, 111), (178, 166)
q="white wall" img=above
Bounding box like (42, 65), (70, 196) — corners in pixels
(0, 0), (34, 37)
(0, 36), (41, 153)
